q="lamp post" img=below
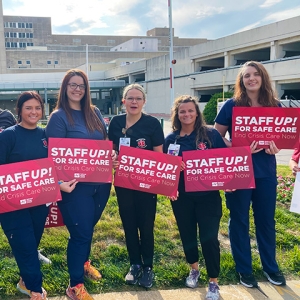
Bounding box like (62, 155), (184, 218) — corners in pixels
(168, 0), (174, 108)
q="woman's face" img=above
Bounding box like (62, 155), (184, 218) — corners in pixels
(177, 101), (198, 127)
(66, 75), (86, 109)
(19, 98), (42, 129)
(242, 66), (262, 94)
(123, 89), (145, 116)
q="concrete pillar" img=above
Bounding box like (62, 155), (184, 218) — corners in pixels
(224, 51), (236, 67)
(0, 0), (7, 73)
(270, 41), (284, 60)
(129, 74), (135, 84)
(273, 81), (284, 99)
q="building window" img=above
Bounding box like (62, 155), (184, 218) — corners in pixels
(54, 60), (58, 65)
(26, 33), (33, 38)
(47, 61), (51, 65)
(18, 60), (22, 65)
(5, 42), (10, 48)
(27, 42), (33, 46)
(18, 32), (26, 38)
(26, 60), (30, 65)
(4, 22), (9, 28)
(25, 23), (32, 28)
(17, 22), (25, 28)
(4, 32), (9, 37)
(19, 42), (26, 48)
(9, 22), (16, 28)
(107, 39), (115, 45)
(9, 32), (17, 38)
(11, 42), (17, 48)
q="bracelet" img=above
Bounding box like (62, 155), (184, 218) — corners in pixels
(58, 180), (64, 185)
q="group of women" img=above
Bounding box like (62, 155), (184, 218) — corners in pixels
(0, 60), (291, 300)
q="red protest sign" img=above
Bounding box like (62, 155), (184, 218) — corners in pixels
(45, 202), (64, 228)
(114, 146), (182, 197)
(0, 158), (61, 213)
(48, 138), (113, 183)
(232, 107), (300, 149)
(183, 146), (255, 192)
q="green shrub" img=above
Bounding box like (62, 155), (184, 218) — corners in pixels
(203, 92), (233, 125)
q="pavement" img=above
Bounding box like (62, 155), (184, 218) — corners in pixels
(17, 280), (300, 300)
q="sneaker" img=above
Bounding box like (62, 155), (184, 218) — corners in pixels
(38, 250), (52, 264)
(239, 273), (258, 288)
(263, 271), (286, 286)
(138, 267), (154, 288)
(66, 284), (94, 300)
(30, 289), (47, 300)
(17, 277), (47, 299)
(84, 260), (102, 280)
(185, 269), (200, 288)
(17, 278), (31, 296)
(125, 264), (143, 285)
(206, 282), (220, 300)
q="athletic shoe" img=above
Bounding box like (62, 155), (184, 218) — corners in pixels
(263, 271), (286, 286)
(125, 264), (142, 285)
(66, 283), (94, 300)
(185, 269), (200, 288)
(138, 267), (154, 288)
(17, 278), (31, 296)
(38, 250), (52, 264)
(17, 278), (47, 299)
(84, 260), (102, 280)
(30, 289), (47, 300)
(205, 281), (220, 300)
(239, 273), (258, 288)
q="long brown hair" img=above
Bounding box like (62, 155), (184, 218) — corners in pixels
(234, 61), (279, 107)
(171, 95), (211, 147)
(54, 69), (106, 135)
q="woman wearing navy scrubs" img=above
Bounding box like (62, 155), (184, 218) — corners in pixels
(46, 69), (112, 300)
(214, 61), (285, 288)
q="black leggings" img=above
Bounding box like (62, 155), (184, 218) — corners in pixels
(171, 191), (222, 278)
(115, 187), (157, 268)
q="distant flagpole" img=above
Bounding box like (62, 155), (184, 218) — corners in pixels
(168, 0), (174, 108)
(86, 44), (89, 78)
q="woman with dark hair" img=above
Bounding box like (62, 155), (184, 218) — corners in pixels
(0, 91), (77, 300)
(46, 69), (112, 300)
(214, 61), (286, 288)
(164, 95), (226, 300)
(108, 83), (164, 289)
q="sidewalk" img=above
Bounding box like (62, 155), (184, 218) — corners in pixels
(17, 280), (300, 300)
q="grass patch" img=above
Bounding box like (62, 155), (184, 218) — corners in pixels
(0, 165), (299, 298)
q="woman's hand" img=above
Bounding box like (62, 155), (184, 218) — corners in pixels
(292, 165), (300, 176)
(168, 191), (179, 201)
(60, 179), (78, 193)
(265, 141), (280, 155)
(180, 161), (185, 171)
(111, 150), (119, 169)
(250, 141), (263, 154)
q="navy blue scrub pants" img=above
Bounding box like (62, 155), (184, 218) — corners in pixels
(226, 177), (279, 274)
(171, 191), (222, 279)
(0, 204), (49, 293)
(115, 187), (157, 269)
(58, 182), (111, 287)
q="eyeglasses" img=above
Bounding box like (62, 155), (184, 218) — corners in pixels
(125, 97), (144, 102)
(68, 83), (86, 90)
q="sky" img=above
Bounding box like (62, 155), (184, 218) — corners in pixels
(3, 0), (300, 39)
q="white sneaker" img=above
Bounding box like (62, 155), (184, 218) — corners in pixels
(185, 269), (200, 288)
(38, 250), (52, 264)
(206, 282), (220, 300)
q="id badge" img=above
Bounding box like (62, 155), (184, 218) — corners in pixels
(167, 143), (180, 156)
(119, 137), (131, 150)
